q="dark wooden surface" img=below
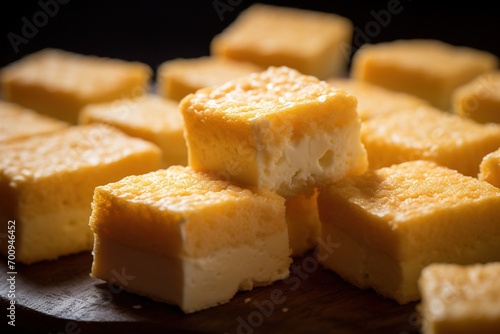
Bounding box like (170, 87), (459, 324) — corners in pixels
(1, 249), (421, 334)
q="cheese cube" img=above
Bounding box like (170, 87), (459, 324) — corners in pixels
(361, 105), (500, 177)
(418, 262), (500, 334)
(0, 48), (152, 124)
(479, 147), (500, 188)
(285, 190), (321, 257)
(157, 56), (263, 101)
(0, 100), (68, 142)
(327, 78), (429, 121)
(211, 4), (353, 79)
(0, 124), (161, 264)
(452, 71), (500, 124)
(180, 66), (368, 198)
(317, 160), (500, 304)
(79, 94), (187, 167)
(351, 39), (498, 110)
(89, 165), (291, 313)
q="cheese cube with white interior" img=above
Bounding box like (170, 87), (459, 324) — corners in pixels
(180, 66), (368, 198)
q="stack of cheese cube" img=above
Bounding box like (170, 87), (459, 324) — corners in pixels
(1, 3), (500, 328)
(87, 4), (369, 314)
(320, 24), (500, 334)
(89, 65), (369, 313)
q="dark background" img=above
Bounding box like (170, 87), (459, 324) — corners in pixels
(2, 1), (500, 80)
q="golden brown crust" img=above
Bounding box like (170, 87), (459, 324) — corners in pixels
(0, 100), (68, 142)
(90, 166), (286, 258)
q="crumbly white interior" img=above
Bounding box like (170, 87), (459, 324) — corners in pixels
(254, 119), (365, 197)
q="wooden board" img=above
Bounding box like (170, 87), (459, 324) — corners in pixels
(1, 250), (421, 333)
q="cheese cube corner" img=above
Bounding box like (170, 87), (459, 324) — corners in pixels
(211, 4), (353, 79)
(479, 147), (500, 188)
(0, 48), (152, 124)
(89, 165), (291, 313)
(157, 56), (263, 101)
(0, 124), (161, 264)
(351, 39), (498, 110)
(79, 94), (187, 168)
(0, 100), (69, 143)
(418, 262), (500, 334)
(317, 160), (500, 304)
(180, 66), (368, 198)
(452, 71), (500, 124)
(327, 78), (429, 121)
(361, 105), (500, 177)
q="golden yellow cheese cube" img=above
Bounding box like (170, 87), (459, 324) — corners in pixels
(452, 71), (500, 124)
(479, 147), (500, 188)
(79, 94), (187, 168)
(361, 105), (500, 177)
(211, 4), (353, 79)
(157, 56), (263, 101)
(327, 78), (429, 121)
(351, 39), (498, 110)
(0, 124), (161, 264)
(317, 160), (500, 304)
(418, 262), (500, 334)
(180, 66), (368, 198)
(0, 48), (152, 124)
(90, 165), (291, 313)
(285, 190), (321, 257)
(0, 100), (68, 142)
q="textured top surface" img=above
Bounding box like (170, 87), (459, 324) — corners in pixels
(180, 66), (357, 126)
(0, 100), (68, 142)
(327, 78), (428, 120)
(93, 166), (270, 214)
(362, 105), (500, 148)
(419, 262), (500, 320)
(158, 56), (263, 88)
(80, 94), (182, 132)
(327, 160), (500, 225)
(90, 166), (286, 257)
(353, 39), (498, 76)
(211, 3), (352, 56)
(0, 48), (151, 98)
(0, 124), (160, 183)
